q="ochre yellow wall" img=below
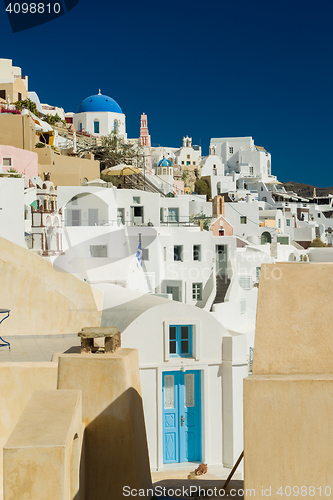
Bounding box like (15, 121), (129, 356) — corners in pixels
(0, 80), (27, 103)
(58, 349), (152, 499)
(253, 263), (333, 375)
(0, 237), (103, 335)
(4, 389), (82, 500)
(0, 114), (36, 151)
(244, 375), (333, 499)
(37, 147), (100, 186)
(0, 363), (58, 497)
(263, 219), (276, 227)
(244, 263), (333, 499)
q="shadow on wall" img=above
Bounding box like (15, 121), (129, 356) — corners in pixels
(195, 271), (214, 309)
(83, 388), (151, 499)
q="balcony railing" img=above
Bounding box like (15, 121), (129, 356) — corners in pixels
(64, 219), (159, 227)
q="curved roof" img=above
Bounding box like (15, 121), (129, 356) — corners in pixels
(76, 93), (123, 114)
(96, 283), (230, 337)
(158, 157), (172, 167)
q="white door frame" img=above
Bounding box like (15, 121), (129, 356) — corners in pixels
(156, 364), (209, 470)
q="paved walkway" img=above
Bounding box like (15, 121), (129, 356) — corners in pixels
(0, 334), (80, 362)
(152, 465), (244, 499)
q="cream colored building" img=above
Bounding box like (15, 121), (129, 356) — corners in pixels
(37, 148), (100, 187)
(0, 114), (100, 186)
(0, 58), (28, 103)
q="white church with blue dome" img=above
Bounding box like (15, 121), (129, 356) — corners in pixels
(73, 90), (126, 138)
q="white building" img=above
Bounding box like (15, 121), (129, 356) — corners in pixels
(98, 283), (248, 470)
(210, 136), (276, 183)
(0, 176), (25, 247)
(73, 91), (126, 138)
(200, 146), (236, 197)
(174, 136), (201, 170)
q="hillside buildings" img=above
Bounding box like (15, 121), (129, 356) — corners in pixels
(0, 56), (332, 492)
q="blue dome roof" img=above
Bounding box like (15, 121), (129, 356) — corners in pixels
(76, 93), (123, 114)
(158, 157), (172, 167)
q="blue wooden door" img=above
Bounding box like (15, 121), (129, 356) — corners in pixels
(162, 371), (201, 463)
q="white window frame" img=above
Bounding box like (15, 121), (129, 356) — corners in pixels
(192, 282), (202, 300)
(229, 147), (233, 154)
(238, 275), (252, 290)
(163, 319), (200, 362)
(2, 157), (12, 167)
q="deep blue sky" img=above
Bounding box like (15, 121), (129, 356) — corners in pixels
(1, 0), (333, 186)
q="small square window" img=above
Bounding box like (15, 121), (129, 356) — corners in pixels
(168, 208), (178, 222)
(186, 161), (190, 166)
(142, 248), (149, 261)
(90, 245), (107, 258)
(229, 147), (233, 154)
(193, 161), (196, 165)
(193, 245), (201, 261)
(240, 216), (247, 224)
(318, 213), (321, 218)
(133, 196), (140, 204)
(192, 283), (202, 301)
(181, 161), (184, 165)
(286, 219), (291, 227)
(2, 158), (12, 167)
(249, 166), (254, 175)
(169, 325), (193, 357)
(187, 155), (190, 159)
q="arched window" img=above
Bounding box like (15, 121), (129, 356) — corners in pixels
(261, 232), (272, 244)
(114, 120), (118, 133)
(79, 123), (82, 131)
(94, 120), (100, 134)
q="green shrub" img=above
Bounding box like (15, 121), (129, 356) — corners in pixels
(309, 238), (327, 247)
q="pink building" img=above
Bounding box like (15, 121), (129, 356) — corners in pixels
(0, 145), (38, 187)
(210, 215), (234, 236)
(173, 179), (185, 194)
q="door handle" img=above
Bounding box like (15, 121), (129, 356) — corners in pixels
(181, 415), (186, 426)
